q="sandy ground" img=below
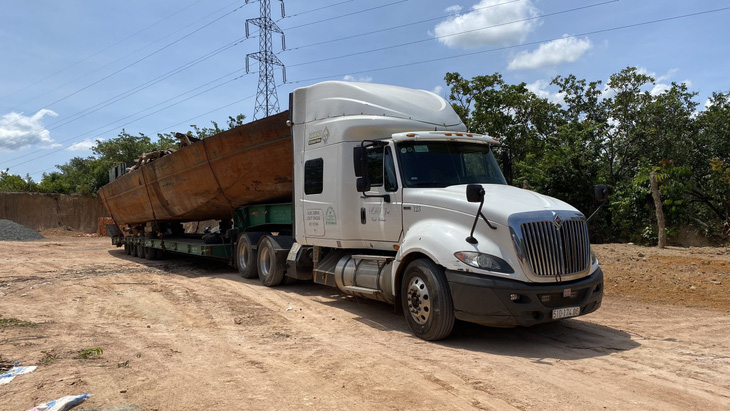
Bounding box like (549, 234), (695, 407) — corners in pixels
(1, 236), (729, 410)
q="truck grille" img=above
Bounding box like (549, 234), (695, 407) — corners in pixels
(520, 218), (590, 277)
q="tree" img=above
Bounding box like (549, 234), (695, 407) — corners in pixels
(0, 169), (37, 192)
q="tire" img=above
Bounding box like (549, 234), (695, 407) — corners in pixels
(124, 242), (131, 255)
(235, 233), (258, 279)
(144, 246), (156, 260)
(400, 259), (455, 341)
(131, 242), (139, 257)
(136, 243), (145, 258)
(257, 236), (285, 287)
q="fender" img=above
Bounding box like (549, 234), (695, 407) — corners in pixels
(393, 215), (521, 293)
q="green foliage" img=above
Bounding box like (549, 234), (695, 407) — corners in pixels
(0, 169), (38, 192)
(0, 315), (38, 329)
(446, 68), (730, 244)
(78, 347), (104, 359)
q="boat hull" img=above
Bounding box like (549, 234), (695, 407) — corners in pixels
(98, 112), (292, 226)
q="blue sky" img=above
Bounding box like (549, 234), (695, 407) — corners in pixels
(1, 0), (728, 181)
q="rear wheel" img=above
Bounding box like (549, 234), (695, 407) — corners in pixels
(124, 242), (131, 255)
(130, 242), (139, 257)
(400, 259), (455, 341)
(236, 233), (258, 279)
(136, 243), (145, 258)
(257, 236), (285, 287)
(144, 246), (156, 260)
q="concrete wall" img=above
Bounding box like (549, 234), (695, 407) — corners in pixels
(0, 192), (107, 233)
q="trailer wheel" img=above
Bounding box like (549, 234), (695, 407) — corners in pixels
(257, 236), (285, 287)
(124, 242), (131, 255)
(131, 242), (139, 257)
(136, 243), (145, 258)
(144, 246), (156, 260)
(235, 233), (258, 279)
(400, 259), (455, 341)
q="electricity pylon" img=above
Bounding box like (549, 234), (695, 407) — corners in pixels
(245, 0), (286, 119)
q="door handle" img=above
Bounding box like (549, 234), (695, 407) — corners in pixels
(361, 207), (366, 224)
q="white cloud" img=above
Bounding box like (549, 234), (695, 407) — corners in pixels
(434, 0), (539, 49)
(445, 5), (462, 14)
(704, 97), (714, 110)
(601, 83), (616, 100)
(343, 75), (373, 83)
(67, 138), (97, 152)
(525, 80), (566, 106)
(432, 85), (444, 96)
(507, 35), (592, 70)
(650, 83), (671, 96)
(636, 67), (678, 83)
(0, 109), (58, 151)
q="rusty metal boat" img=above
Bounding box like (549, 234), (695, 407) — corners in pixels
(98, 111), (292, 226)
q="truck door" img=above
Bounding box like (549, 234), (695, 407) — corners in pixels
(359, 145), (403, 244)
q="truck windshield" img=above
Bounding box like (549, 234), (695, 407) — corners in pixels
(395, 141), (507, 188)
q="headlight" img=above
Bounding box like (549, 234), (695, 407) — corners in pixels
(590, 247), (599, 272)
(454, 251), (514, 273)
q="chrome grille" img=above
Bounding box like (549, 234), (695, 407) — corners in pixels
(520, 218), (590, 276)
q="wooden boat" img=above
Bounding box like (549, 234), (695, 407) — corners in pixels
(98, 112), (292, 226)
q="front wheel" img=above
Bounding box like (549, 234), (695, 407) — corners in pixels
(400, 259), (455, 341)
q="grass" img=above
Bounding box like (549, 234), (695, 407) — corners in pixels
(0, 315), (38, 329)
(78, 347), (104, 359)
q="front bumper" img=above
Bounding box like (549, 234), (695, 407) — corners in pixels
(446, 267), (603, 327)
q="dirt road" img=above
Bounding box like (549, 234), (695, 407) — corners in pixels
(1, 237), (729, 410)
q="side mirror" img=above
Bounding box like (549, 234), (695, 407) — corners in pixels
(501, 149), (513, 185)
(356, 177), (372, 193)
(594, 184), (608, 202)
(353, 146), (366, 177)
(466, 184), (485, 203)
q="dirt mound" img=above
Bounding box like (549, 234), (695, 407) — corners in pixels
(595, 243), (730, 311)
(0, 219), (45, 241)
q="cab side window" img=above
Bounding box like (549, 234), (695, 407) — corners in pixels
(304, 158), (323, 195)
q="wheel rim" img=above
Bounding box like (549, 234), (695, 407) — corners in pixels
(406, 275), (431, 325)
(238, 242), (249, 271)
(260, 245), (273, 278)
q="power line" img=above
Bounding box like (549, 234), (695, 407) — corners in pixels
(0, 0), (209, 101)
(28, 91), (259, 178)
(46, 37), (249, 131)
(287, 0), (619, 70)
(285, 0), (522, 51)
(4, 69), (252, 169)
(41, 4), (248, 110)
(282, 0), (409, 31)
(287, 6), (730, 84)
(282, 0), (355, 18)
(3, 1), (249, 130)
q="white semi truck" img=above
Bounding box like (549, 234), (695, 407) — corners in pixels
(107, 81), (604, 340)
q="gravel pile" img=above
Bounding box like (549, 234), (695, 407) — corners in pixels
(0, 219), (45, 241)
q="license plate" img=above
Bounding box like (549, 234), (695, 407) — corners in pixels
(552, 306), (580, 320)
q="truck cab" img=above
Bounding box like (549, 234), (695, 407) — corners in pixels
(288, 81), (603, 340)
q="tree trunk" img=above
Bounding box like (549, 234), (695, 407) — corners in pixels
(650, 171), (667, 248)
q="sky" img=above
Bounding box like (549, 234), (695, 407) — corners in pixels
(1, 0), (728, 181)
